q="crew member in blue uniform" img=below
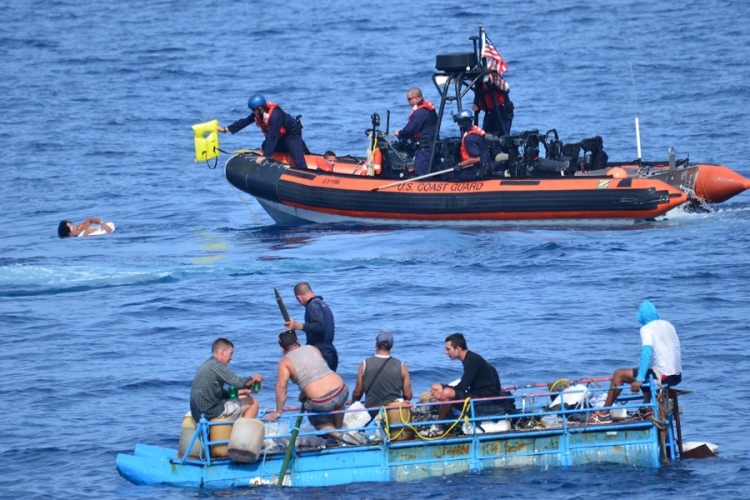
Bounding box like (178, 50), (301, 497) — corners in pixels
(218, 94), (308, 169)
(446, 109), (489, 181)
(394, 87), (438, 177)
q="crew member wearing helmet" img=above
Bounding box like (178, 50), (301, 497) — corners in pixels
(218, 94), (308, 169)
(394, 87), (438, 177)
(446, 109), (489, 181)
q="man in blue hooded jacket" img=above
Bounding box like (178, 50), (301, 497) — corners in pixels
(590, 300), (682, 423)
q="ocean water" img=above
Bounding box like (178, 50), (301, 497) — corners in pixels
(1, 0), (750, 498)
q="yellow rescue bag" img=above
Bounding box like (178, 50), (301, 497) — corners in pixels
(192, 120), (220, 162)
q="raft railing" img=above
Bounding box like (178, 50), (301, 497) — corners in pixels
(172, 378), (681, 469)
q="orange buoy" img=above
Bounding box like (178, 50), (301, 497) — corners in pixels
(606, 167), (628, 178)
(694, 164), (750, 203)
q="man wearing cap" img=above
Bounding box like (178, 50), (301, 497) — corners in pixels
(265, 330), (349, 440)
(351, 330), (413, 419)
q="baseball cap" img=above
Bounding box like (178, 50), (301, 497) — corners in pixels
(376, 329), (393, 347)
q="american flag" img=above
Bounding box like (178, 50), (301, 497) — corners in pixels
(482, 34), (508, 74)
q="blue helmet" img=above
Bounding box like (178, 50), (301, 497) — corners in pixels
(454, 109), (474, 122)
(247, 94), (267, 110)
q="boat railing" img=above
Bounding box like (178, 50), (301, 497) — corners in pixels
(172, 378), (681, 466)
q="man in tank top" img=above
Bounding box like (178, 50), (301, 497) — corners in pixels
(351, 330), (413, 420)
(265, 330), (349, 439)
(590, 300), (682, 423)
(284, 282), (338, 372)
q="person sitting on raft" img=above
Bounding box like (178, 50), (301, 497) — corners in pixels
(430, 333), (515, 423)
(57, 218), (113, 238)
(351, 329), (413, 422)
(189, 337), (263, 422)
(590, 300), (682, 423)
(265, 330), (350, 441)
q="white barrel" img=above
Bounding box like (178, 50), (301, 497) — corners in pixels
(228, 418), (265, 463)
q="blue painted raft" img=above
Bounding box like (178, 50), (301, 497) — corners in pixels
(116, 380), (684, 488)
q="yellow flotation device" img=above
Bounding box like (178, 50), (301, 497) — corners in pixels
(192, 120), (220, 162)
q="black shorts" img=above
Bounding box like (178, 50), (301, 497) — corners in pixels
(631, 368), (681, 387)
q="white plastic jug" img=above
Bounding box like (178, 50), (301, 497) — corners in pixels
(228, 418), (265, 463)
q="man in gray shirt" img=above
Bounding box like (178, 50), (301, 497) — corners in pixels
(352, 330), (413, 417)
(189, 338), (263, 422)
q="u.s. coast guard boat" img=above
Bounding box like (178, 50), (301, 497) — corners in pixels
(195, 26), (749, 226)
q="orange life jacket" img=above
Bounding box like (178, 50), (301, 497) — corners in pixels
(407, 99), (437, 139)
(460, 126), (486, 161)
(254, 102), (286, 137)
(315, 156), (334, 172)
(476, 83), (507, 111)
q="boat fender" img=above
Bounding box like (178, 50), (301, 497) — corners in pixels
(365, 148), (382, 176)
(606, 167), (628, 178)
(228, 418), (265, 463)
(372, 149), (382, 175)
(192, 120), (220, 162)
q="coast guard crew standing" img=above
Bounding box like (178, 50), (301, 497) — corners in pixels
(218, 94), (308, 169)
(394, 87), (438, 176)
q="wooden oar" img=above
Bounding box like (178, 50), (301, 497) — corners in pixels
(370, 164), (471, 192)
(276, 407), (305, 487)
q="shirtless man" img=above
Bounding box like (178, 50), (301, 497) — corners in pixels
(57, 218), (113, 238)
(265, 330), (348, 439)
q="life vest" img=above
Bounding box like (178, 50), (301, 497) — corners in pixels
(407, 99), (438, 139)
(460, 126), (486, 161)
(254, 102), (286, 137)
(476, 83), (507, 111)
(315, 156), (334, 172)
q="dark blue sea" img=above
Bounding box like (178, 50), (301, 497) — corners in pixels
(2, 0), (750, 498)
